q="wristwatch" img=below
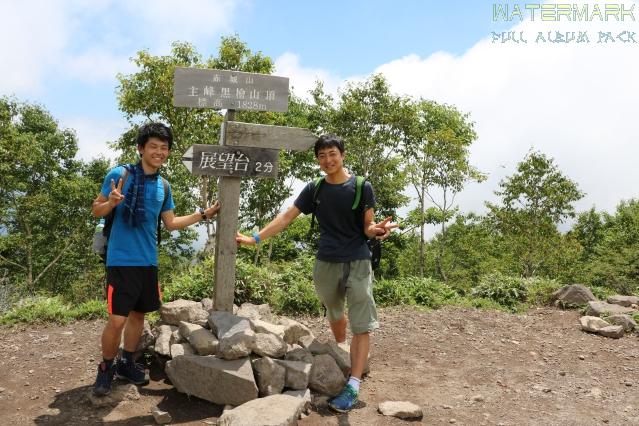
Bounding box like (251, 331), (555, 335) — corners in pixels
(198, 207), (207, 221)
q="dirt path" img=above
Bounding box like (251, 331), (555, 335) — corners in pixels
(1, 306), (638, 425)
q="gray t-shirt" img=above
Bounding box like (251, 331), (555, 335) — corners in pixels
(295, 175), (376, 262)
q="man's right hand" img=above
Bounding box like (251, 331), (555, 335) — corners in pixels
(108, 178), (125, 207)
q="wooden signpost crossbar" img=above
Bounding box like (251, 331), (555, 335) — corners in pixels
(173, 67), (316, 312)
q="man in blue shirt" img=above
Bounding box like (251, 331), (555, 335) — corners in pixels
(91, 123), (220, 396)
(237, 135), (397, 412)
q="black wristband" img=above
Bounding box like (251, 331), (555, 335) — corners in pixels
(198, 207), (207, 221)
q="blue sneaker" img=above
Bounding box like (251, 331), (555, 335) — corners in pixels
(329, 384), (359, 413)
(115, 357), (149, 385)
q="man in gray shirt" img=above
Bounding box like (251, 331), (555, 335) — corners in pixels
(237, 134), (396, 412)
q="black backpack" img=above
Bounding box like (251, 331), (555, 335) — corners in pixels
(94, 165), (169, 263)
(310, 176), (382, 269)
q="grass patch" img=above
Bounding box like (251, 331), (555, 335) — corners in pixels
(0, 296), (106, 325)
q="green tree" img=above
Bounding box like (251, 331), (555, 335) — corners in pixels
(0, 98), (106, 296)
(583, 200), (639, 294)
(487, 150), (583, 277)
(404, 100), (485, 280)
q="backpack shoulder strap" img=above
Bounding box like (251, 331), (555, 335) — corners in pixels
(312, 176), (324, 202)
(160, 177), (169, 210)
(352, 176), (365, 210)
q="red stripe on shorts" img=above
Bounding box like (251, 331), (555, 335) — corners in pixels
(107, 284), (114, 314)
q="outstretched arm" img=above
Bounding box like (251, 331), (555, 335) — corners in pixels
(162, 201), (220, 231)
(236, 205), (302, 245)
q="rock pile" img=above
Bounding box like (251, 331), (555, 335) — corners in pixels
(142, 299), (361, 424)
(553, 285), (639, 339)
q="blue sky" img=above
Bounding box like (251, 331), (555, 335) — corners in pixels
(2, 0), (639, 224)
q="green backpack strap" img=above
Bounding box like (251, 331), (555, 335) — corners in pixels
(352, 176), (365, 210)
(310, 177), (325, 231)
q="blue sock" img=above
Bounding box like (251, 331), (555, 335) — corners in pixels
(347, 376), (360, 392)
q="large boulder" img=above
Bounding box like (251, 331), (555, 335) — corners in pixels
(275, 360), (311, 390)
(252, 356), (286, 397)
(580, 316), (610, 333)
(326, 341), (369, 377)
(87, 383), (140, 407)
(607, 295), (639, 307)
(253, 333), (287, 359)
(607, 314), (637, 332)
(179, 321), (218, 355)
(551, 284), (596, 307)
(285, 347), (314, 364)
(165, 355), (257, 406)
(237, 303), (275, 322)
(378, 401), (424, 420)
(209, 311), (256, 360)
(278, 317), (313, 345)
(598, 325), (625, 339)
(154, 325), (177, 357)
(217, 394), (306, 426)
(585, 301), (636, 317)
(309, 354), (346, 397)
(134, 320), (155, 353)
(170, 343), (194, 358)
(251, 319), (286, 339)
(160, 299), (209, 326)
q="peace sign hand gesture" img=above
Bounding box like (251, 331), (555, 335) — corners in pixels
(370, 216), (399, 241)
(108, 178), (125, 207)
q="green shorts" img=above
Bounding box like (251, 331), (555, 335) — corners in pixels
(313, 259), (379, 335)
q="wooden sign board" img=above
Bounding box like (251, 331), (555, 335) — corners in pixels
(182, 145), (279, 178)
(224, 121), (317, 152)
(173, 67), (289, 112)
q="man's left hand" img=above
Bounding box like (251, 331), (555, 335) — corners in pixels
(370, 216), (399, 240)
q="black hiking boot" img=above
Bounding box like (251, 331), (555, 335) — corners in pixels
(115, 357), (149, 385)
(92, 361), (116, 396)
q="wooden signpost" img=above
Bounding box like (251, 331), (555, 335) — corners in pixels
(173, 67), (316, 312)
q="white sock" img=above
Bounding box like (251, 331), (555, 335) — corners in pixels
(347, 376), (361, 392)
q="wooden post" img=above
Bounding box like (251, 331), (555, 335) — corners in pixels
(213, 109), (240, 312)
(173, 67), (316, 312)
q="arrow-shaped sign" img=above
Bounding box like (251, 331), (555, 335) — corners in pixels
(224, 121), (317, 151)
(182, 144), (279, 178)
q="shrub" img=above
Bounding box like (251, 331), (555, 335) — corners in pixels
(271, 256), (322, 315)
(162, 257), (214, 302)
(374, 279), (414, 307)
(406, 277), (458, 309)
(524, 277), (563, 306)
(374, 277), (457, 309)
(472, 272), (527, 310)
(0, 296), (106, 325)
(235, 258), (278, 305)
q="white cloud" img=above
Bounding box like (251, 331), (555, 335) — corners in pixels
(62, 116), (127, 162)
(274, 52), (344, 100)
(0, 1), (70, 95)
(0, 0), (242, 94)
(375, 1), (639, 217)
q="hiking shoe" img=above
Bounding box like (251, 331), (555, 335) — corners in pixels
(328, 384), (359, 413)
(92, 361), (116, 396)
(115, 357), (149, 385)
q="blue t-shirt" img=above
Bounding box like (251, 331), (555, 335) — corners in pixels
(100, 166), (175, 267)
(294, 175), (375, 262)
